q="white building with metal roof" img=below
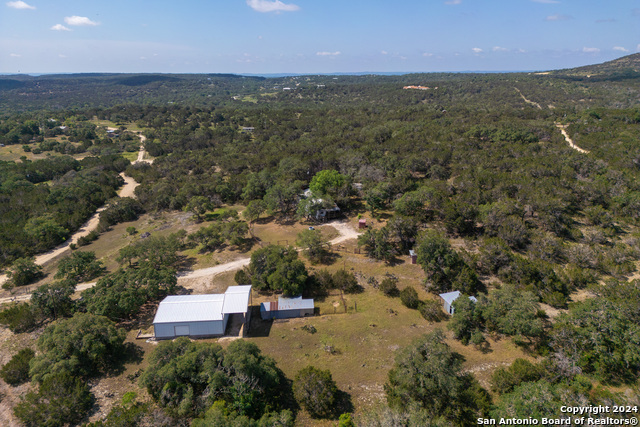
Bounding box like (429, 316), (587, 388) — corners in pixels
(260, 295), (314, 320)
(439, 291), (478, 315)
(153, 285), (252, 339)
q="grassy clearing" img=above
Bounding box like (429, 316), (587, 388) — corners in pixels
(0, 211), (537, 424)
(90, 119), (146, 133)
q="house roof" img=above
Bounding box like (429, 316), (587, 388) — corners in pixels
(153, 294), (225, 323)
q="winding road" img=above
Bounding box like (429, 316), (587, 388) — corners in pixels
(0, 219), (361, 304)
(555, 123), (590, 154)
(0, 132), (149, 290)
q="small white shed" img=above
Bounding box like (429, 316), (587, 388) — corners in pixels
(439, 291), (477, 315)
(260, 296), (315, 320)
(153, 285), (252, 339)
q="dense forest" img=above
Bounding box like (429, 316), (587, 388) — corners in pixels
(0, 53), (640, 426)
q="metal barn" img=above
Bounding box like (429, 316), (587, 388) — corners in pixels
(260, 296), (314, 320)
(153, 285), (252, 339)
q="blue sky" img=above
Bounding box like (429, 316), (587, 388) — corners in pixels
(1, 0), (638, 74)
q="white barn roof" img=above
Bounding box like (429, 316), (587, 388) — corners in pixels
(222, 285), (252, 314)
(153, 294), (225, 324)
(439, 291), (461, 305)
(277, 296), (314, 310)
(439, 291), (477, 305)
(153, 285), (252, 324)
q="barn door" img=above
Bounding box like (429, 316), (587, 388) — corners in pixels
(174, 325), (190, 336)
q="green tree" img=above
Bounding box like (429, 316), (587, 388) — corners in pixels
(14, 372), (95, 427)
(490, 381), (563, 421)
(415, 230), (481, 295)
(296, 229), (331, 264)
(0, 303), (38, 333)
(24, 214), (69, 252)
(479, 285), (544, 343)
(55, 251), (105, 283)
(83, 266), (176, 321)
(0, 348), (35, 386)
(293, 366), (339, 419)
(30, 280), (75, 320)
(241, 245), (309, 296)
(399, 286), (420, 309)
(243, 199), (266, 234)
(491, 359), (543, 394)
(332, 269), (361, 294)
(385, 330), (490, 424)
(184, 196), (214, 222)
(309, 170), (348, 199)
(5, 257), (43, 289)
(140, 338), (289, 419)
(358, 228), (396, 263)
(448, 296), (481, 345)
(29, 312), (127, 382)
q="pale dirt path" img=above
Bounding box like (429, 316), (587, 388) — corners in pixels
(179, 219), (361, 282)
(555, 123), (590, 154)
(0, 133), (149, 289)
(514, 87), (542, 109)
(0, 219), (363, 300)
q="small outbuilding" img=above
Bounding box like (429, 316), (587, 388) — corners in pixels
(409, 249), (417, 264)
(153, 285), (252, 339)
(439, 291), (477, 315)
(260, 296), (314, 320)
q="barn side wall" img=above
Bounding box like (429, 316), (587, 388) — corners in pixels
(154, 320), (225, 339)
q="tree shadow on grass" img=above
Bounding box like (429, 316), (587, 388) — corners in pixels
(331, 389), (354, 419)
(106, 342), (144, 377)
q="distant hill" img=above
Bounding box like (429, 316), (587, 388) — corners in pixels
(551, 53), (640, 81)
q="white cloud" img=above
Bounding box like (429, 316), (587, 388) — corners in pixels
(246, 0), (299, 13)
(445, 0), (461, 4)
(6, 1), (35, 10)
(58, 54), (67, 58)
(381, 50), (388, 55)
(493, 46), (508, 52)
(637, 44), (640, 52)
(316, 51), (340, 56)
(531, 0), (559, 3)
(545, 14), (572, 21)
(10, 53), (21, 57)
(64, 16), (99, 26)
(51, 24), (72, 31)
(472, 47), (483, 53)
(422, 52), (433, 57)
(613, 46), (629, 52)
(582, 47), (600, 54)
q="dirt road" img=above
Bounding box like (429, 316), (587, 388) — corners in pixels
(0, 219), (362, 303)
(0, 133), (149, 288)
(556, 123), (589, 154)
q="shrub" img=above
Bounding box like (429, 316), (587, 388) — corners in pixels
(379, 277), (399, 297)
(293, 366), (338, 419)
(491, 359), (543, 394)
(418, 300), (444, 322)
(0, 348), (35, 386)
(333, 270), (362, 294)
(77, 230), (99, 247)
(0, 303), (39, 333)
(5, 257), (43, 289)
(14, 372), (95, 427)
(399, 286), (420, 309)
